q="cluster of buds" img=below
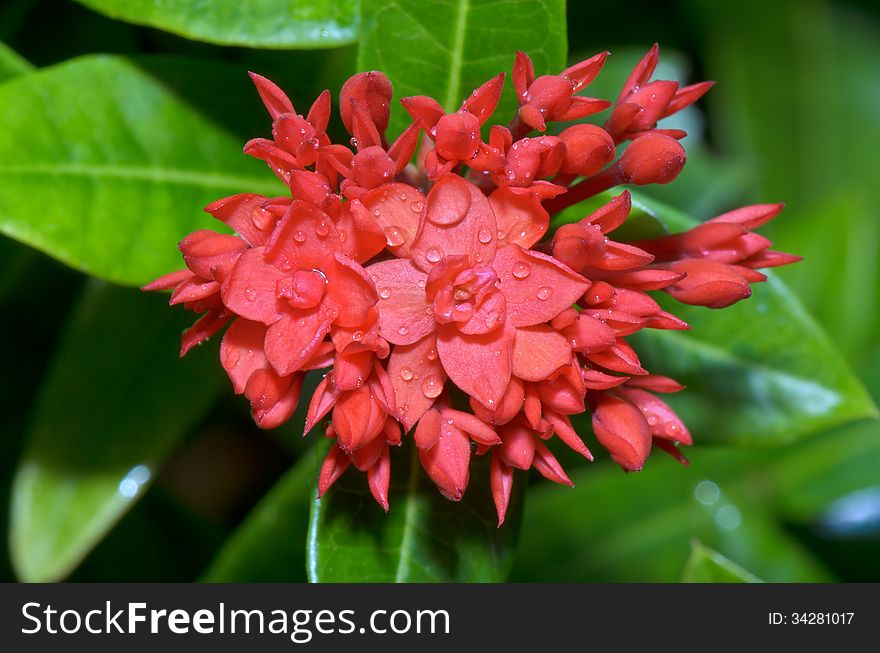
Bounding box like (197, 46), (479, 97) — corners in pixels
(146, 46), (797, 524)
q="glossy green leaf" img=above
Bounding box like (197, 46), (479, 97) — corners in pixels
(511, 448), (831, 582)
(624, 192), (877, 445)
(681, 541), (762, 583)
(0, 55), (283, 287)
(10, 282), (223, 582)
(308, 446), (524, 582)
(75, 0), (359, 49)
(202, 447), (324, 582)
(358, 0), (567, 137)
(0, 39), (31, 82)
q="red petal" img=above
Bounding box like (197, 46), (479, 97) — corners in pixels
(387, 335), (446, 432)
(360, 183), (425, 258)
(512, 51), (535, 101)
(180, 308), (230, 356)
(367, 258), (434, 345)
(493, 245), (590, 327)
(512, 325), (571, 382)
(142, 269), (192, 291)
(179, 230), (247, 281)
(221, 248), (286, 325)
(244, 368), (303, 429)
(204, 193), (273, 247)
(304, 375), (339, 434)
(249, 72), (294, 120)
(325, 252), (378, 328)
(400, 95), (445, 130)
(436, 321), (514, 409)
(490, 453), (514, 527)
(544, 411), (593, 460)
(562, 50), (608, 91)
(445, 408), (500, 445)
(489, 187), (548, 248)
(418, 421), (471, 501)
(265, 201), (341, 271)
(318, 445), (351, 497)
(220, 318), (268, 393)
(367, 445), (391, 511)
(410, 175), (497, 272)
(332, 383), (388, 451)
(264, 308), (332, 376)
(461, 73), (505, 124)
(592, 394), (651, 471)
(498, 420), (536, 470)
(532, 440), (574, 486)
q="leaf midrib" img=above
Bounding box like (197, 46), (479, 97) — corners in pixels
(442, 0), (470, 112)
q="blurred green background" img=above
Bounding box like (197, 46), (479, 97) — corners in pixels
(0, 0), (878, 582)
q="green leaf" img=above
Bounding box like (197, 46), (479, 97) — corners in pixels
(682, 541), (762, 582)
(75, 0), (359, 49)
(0, 55), (284, 287)
(0, 39), (32, 82)
(624, 191), (877, 445)
(10, 281), (223, 582)
(511, 448), (831, 582)
(308, 445), (524, 582)
(202, 448), (323, 582)
(358, 0), (567, 137)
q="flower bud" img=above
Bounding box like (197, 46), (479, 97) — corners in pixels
(619, 133), (685, 185)
(340, 71), (393, 136)
(558, 124), (615, 177)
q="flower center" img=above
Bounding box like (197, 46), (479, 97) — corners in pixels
(276, 268), (327, 309)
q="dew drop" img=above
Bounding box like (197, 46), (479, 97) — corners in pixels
(350, 137), (359, 148)
(398, 192), (408, 201)
(293, 230), (306, 243)
(426, 247), (442, 263)
(512, 262), (531, 279)
(278, 257), (293, 272)
(400, 367), (414, 381)
(411, 200), (424, 213)
(352, 330), (365, 341)
(384, 225), (405, 247)
(244, 287), (256, 301)
(398, 326), (409, 336)
(666, 423), (681, 437)
(372, 209), (382, 217)
(316, 221), (330, 238)
(497, 229), (507, 240)
(426, 348), (438, 360)
(379, 287), (392, 299)
(478, 227), (493, 244)
(537, 286), (552, 300)
(647, 415), (659, 426)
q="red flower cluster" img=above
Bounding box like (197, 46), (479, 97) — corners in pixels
(146, 46), (797, 524)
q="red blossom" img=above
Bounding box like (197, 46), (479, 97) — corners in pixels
(145, 48), (798, 522)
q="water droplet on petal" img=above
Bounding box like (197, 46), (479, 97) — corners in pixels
(244, 287), (256, 301)
(426, 348), (438, 360)
(350, 137), (359, 148)
(316, 221), (329, 238)
(497, 229), (507, 241)
(384, 225), (405, 247)
(478, 227), (492, 244)
(400, 367), (414, 381)
(426, 247), (442, 263)
(293, 230), (306, 243)
(537, 286), (552, 300)
(647, 415), (658, 426)
(512, 262), (531, 279)
(352, 330), (365, 341)
(398, 326), (409, 336)
(411, 200), (424, 213)
(379, 287), (391, 299)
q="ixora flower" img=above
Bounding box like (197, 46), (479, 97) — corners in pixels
(145, 46), (798, 525)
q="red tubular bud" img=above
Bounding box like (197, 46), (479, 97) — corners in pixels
(340, 71), (394, 136)
(557, 124), (616, 177)
(591, 394), (652, 471)
(664, 259), (753, 308)
(618, 133), (686, 185)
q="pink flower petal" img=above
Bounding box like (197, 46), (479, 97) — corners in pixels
(512, 325), (571, 382)
(220, 319), (268, 394)
(221, 248), (286, 325)
(437, 321), (514, 409)
(264, 308), (333, 376)
(367, 258), (435, 345)
(489, 187), (549, 248)
(410, 175), (497, 272)
(387, 335), (446, 432)
(493, 245), (590, 327)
